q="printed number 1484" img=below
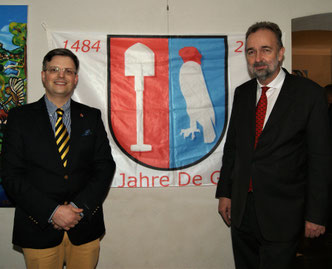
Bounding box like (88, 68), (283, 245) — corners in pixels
(64, 40), (101, 53)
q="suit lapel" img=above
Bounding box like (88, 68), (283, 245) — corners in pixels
(33, 97), (65, 169)
(244, 79), (258, 150)
(67, 100), (84, 169)
(260, 73), (296, 136)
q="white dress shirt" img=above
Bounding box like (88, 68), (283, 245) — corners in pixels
(256, 68), (286, 128)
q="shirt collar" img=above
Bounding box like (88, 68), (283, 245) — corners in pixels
(257, 68), (286, 90)
(44, 95), (71, 115)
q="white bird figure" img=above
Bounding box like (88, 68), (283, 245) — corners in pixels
(178, 47), (216, 143)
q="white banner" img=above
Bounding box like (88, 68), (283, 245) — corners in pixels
(47, 30), (250, 188)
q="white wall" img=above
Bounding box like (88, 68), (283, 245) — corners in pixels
(0, 0), (332, 268)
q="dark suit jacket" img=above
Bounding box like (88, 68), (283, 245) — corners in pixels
(2, 97), (115, 249)
(216, 69), (331, 242)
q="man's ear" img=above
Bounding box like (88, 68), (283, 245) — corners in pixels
(278, 47), (285, 63)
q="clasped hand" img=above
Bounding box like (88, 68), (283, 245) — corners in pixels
(52, 204), (83, 231)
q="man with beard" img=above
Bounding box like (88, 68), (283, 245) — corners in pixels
(216, 22), (331, 269)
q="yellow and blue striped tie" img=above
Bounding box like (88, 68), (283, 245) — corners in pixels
(55, 108), (70, 167)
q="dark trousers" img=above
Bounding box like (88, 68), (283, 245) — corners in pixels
(231, 193), (298, 269)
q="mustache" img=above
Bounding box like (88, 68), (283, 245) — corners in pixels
(253, 62), (267, 68)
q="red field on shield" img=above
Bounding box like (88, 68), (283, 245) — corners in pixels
(109, 37), (170, 168)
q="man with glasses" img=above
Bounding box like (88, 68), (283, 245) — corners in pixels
(2, 48), (115, 269)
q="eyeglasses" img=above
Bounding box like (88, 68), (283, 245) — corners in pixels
(44, 66), (77, 76)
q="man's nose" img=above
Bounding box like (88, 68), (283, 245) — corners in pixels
(58, 69), (65, 77)
(255, 51), (262, 62)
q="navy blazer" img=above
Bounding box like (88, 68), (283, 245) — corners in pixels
(2, 97), (115, 248)
(216, 69), (331, 241)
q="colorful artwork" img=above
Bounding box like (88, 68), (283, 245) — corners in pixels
(0, 5), (27, 207)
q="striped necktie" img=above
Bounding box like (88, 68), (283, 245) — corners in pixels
(55, 108), (70, 167)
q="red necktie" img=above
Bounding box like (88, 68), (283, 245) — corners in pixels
(249, 86), (269, 192)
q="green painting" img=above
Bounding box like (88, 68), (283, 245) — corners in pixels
(0, 5), (27, 207)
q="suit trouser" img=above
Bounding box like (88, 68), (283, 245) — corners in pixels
(22, 232), (100, 269)
(231, 193), (298, 269)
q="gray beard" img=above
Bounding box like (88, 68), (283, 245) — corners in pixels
(253, 68), (273, 81)
(248, 61), (280, 82)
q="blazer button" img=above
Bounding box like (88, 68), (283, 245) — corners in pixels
(64, 175), (69, 180)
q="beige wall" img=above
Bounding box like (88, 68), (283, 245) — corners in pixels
(292, 30), (332, 86)
(1, 0), (332, 268)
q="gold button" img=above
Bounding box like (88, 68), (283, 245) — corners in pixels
(64, 175), (69, 180)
